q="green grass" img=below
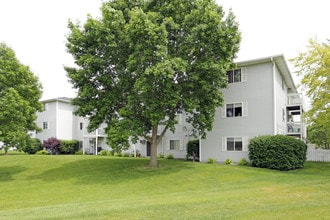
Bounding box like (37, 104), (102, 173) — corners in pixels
(0, 154), (329, 220)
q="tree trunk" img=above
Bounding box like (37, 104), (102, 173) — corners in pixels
(150, 125), (158, 168)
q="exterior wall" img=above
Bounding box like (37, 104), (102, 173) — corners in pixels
(36, 102), (57, 142)
(56, 101), (75, 140)
(201, 62), (281, 163)
(273, 63), (288, 135)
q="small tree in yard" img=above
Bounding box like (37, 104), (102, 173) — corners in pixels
(65, 0), (241, 168)
(43, 137), (61, 155)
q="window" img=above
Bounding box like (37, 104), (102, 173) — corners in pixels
(222, 137), (248, 152)
(80, 122), (83, 130)
(227, 68), (247, 83)
(222, 102), (248, 118)
(169, 140), (180, 150)
(43, 122), (48, 129)
(226, 103), (242, 117)
(227, 137), (242, 151)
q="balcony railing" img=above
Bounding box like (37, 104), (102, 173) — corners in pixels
(287, 93), (303, 105)
(287, 122), (303, 134)
(84, 128), (106, 136)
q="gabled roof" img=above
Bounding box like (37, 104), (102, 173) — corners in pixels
(41, 97), (72, 104)
(236, 54), (297, 93)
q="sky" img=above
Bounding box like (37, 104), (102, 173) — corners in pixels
(0, 0), (329, 100)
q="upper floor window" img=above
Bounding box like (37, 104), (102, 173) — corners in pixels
(80, 122), (83, 130)
(43, 122), (48, 129)
(223, 102), (248, 118)
(226, 68), (247, 83)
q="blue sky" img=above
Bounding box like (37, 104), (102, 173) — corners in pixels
(0, 0), (329, 100)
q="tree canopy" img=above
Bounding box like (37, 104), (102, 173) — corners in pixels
(0, 43), (43, 154)
(291, 39), (330, 148)
(65, 0), (241, 167)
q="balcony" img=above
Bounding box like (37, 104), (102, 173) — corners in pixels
(83, 128), (106, 137)
(287, 93), (303, 106)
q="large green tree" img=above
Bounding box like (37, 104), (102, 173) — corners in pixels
(291, 39), (330, 148)
(65, 0), (241, 167)
(0, 43), (43, 155)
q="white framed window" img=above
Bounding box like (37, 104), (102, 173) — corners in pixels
(222, 102), (248, 118)
(43, 122), (48, 129)
(175, 114), (183, 125)
(167, 139), (183, 151)
(227, 68), (247, 83)
(222, 137), (249, 152)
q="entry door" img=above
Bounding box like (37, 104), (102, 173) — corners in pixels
(146, 141), (151, 156)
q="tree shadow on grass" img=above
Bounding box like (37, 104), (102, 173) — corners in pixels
(29, 157), (196, 185)
(0, 165), (26, 182)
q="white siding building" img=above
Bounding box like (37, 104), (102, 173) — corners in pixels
(35, 97), (109, 155)
(200, 55), (305, 162)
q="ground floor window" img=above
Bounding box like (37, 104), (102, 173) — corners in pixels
(170, 140), (180, 150)
(227, 137), (242, 151)
(222, 137), (248, 152)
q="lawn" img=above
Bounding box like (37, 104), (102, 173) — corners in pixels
(0, 153), (329, 220)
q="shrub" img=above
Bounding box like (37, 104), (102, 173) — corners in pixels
(123, 152), (130, 157)
(166, 154), (174, 159)
(99, 149), (108, 156)
(36, 149), (49, 155)
(207, 158), (216, 164)
(114, 152), (122, 157)
(238, 158), (249, 166)
(43, 137), (61, 155)
(249, 135), (307, 171)
(107, 151), (113, 156)
(22, 138), (43, 154)
(224, 158), (233, 165)
(75, 150), (83, 155)
(60, 140), (79, 154)
(158, 153), (165, 158)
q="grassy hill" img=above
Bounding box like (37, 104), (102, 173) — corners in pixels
(0, 154), (329, 219)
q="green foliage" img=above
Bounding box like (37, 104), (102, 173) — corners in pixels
(35, 149), (49, 155)
(99, 149), (108, 156)
(207, 158), (216, 164)
(249, 135), (307, 171)
(186, 140), (199, 159)
(60, 140), (79, 154)
(307, 124), (330, 149)
(21, 138), (43, 154)
(65, 0), (241, 168)
(0, 43), (43, 154)
(158, 153), (164, 158)
(166, 154), (174, 159)
(75, 150), (83, 155)
(123, 152), (130, 157)
(224, 158), (233, 165)
(238, 158), (249, 166)
(291, 39), (330, 146)
(114, 152), (122, 157)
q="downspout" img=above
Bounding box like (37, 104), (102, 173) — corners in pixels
(271, 57), (277, 135)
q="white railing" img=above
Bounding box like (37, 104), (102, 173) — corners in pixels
(287, 93), (303, 105)
(306, 148), (330, 162)
(287, 122), (302, 134)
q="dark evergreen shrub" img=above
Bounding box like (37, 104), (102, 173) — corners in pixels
(249, 135), (307, 171)
(22, 138), (43, 154)
(60, 140), (79, 154)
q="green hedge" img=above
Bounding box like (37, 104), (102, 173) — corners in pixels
(60, 140), (79, 154)
(248, 135), (307, 171)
